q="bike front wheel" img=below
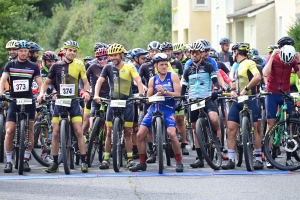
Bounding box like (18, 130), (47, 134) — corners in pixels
(155, 117), (164, 174)
(112, 117), (122, 172)
(18, 119), (25, 175)
(242, 116), (254, 172)
(60, 119), (71, 174)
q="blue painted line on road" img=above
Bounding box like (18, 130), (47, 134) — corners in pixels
(0, 170), (291, 181)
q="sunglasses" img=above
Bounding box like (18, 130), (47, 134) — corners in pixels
(203, 48), (210, 52)
(191, 50), (200, 55)
(97, 56), (108, 61)
(174, 52), (182, 56)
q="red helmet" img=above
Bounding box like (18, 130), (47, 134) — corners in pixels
(42, 51), (57, 60)
(58, 48), (64, 56)
(95, 48), (108, 57)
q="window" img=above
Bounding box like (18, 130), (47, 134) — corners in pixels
(184, 29), (189, 44)
(227, 0), (233, 14)
(216, 24), (220, 46)
(193, 0), (210, 11)
(278, 16), (283, 39)
(251, 25), (254, 38)
(173, 12), (178, 24)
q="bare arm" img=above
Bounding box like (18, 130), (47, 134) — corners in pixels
(263, 49), (279, 77)
(35, 77), (43, 93)
(166, 73), (180, 96)
(39, 78), (52, 95)
(146, 77), (154, 97)
(94, 77), (105, 98)
(133, 76), (144, 94)
(81, 78), (90, 91)
(0, 73), (9, 94)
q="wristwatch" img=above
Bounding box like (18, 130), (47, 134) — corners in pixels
(244, 86), (249, 91)
(139, 94), (144, 97)
(163, 90), (167, 94)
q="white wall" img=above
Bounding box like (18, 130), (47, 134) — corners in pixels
(244, 17), (256, 48)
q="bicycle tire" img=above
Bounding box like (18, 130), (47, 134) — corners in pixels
(18, 119), (25, 175)
(112, 117), (122, 172)
(235, 130), (243, 167)
(0, 114), (4, 162)
(185, 109), (195, 150)
(242, 116), (254, 172)
(60, 119), (70, 174)
(69, 123), (75, 170)
(14, 147), (19, 170)
(264, 118), (300, 171)
(219, 108), (225, 148)
(196, 118), (222, 170)
(156, 117), (163, 174)
(31, 122), (51, 167)
(165, 143), (171, 166)
(87, 117), (104, 167)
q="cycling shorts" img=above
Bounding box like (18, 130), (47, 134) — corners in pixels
(90, 101), (101, 117)
(106, 102), (134, 128)
(52, 99), (82, 123)
(7, 102), (35, 123)
(141, 107), (176, 130)
(84, 99), (92, 114)
(190, 98), (218, 123)
(228, 98), (259, 123)
(265, 93), (292, 119)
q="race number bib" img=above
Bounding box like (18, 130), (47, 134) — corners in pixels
(60, 84), (75, 96)
(31, 80), (38, 90)
(13, 80), (29, 92)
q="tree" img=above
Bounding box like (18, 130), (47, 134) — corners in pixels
(288, 18), (300, 52)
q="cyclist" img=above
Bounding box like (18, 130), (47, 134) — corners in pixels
(218, 37), (234, 71)
(263, 36), (299, 168)
(38, 40), (91, 173)
(184, 44), (191, 59)
(221, 43), (262, 170)
(93, 43), (144, 169)
(129, 53), (184, 172)
(173, 42), (188, 66)
(147, 41), (160, 59)
(28, 42), (43, 97)
(250, 48), (266, 67)
(266, 45), (278, 62)
(181, 41), (220, 168)
(57, 48), (64, 61)
(160, 42), (189, 155)
(84, 56), (93, 65)
(0, 40), (42, 173)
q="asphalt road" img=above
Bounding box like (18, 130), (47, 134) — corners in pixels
(1, 145), (300, 200)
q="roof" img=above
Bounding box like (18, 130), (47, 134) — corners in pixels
(227, 0), (275, 19)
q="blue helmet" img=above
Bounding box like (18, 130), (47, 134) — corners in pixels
(250, 48), (259, 57)
(17, 40), (30, 49)
(131, 48), (148, 58)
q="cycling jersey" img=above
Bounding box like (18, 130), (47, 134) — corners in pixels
(85, 58), (97, 70)
(86, 62), (109, 97)
(100, 63), (139, 100)
(233, 59), (260, 95)
(220, 69), (231, 85)
(179, 56), (188, 66)
(170, 59), (183, 77)
(41, 66), (56, 94)
(266, 54), (298, 94)
(218, 51), (234, 70)
(290, 72), (300, 93)
(139, 62), (155, 87)
(182, 61), (218, 99)
(152, 72), (175, 108)
(217, 61), (229, 74)
(3, 60), (40, 98)
(47, 59), (87, 98)
(183, 57), (219, 74)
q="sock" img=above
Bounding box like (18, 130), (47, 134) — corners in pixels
(228, 149), (235, 161)
(127, 152), (133, 160)
(148, 142), (153, 151)
(24, 150), (31, 161)
(287, 152), (292, 160)
(53, 155), (58, 165)
(133, 145), (138, 153)
(139, 154), (146, 164)
(175, 153), (182, 164)
(6, 152), (12, 163)
(254, 148), (262, 162)
(196, 148), (202, 161)
(81, 154), (87, 163)
(104, 152), (110, 160)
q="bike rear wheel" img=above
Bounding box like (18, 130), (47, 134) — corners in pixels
(196, 118), (222, 170)
(235, 130), (243, 167)
(219, 108), (225, 149)
(18, 119), (25, 175)
(112, 117), (122, 172)
(156, 117), (164, 174)
(242, 116), (254, 172)
(0, 114), (4, 162)
(60, 119), (71, 174)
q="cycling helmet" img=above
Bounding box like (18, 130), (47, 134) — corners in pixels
(185, 44), (192, 51)
(196, 39), (212, 49)
(252, 55), (263, 65)
(95, 48), (108, 57)
(108, 43), (125, 55)
(267, 45), (278, 53)
(42, 51), (57, 60)
(63, 40), (79, 50)
(84, 56), (93, 61)
(57, 48), (64, 56)
(190, 41), (202, 51)
(160, 42), (173, 51)
(210, 47), (217, 52)
(173, 43), (185, 53)
(250, 48), (259, 57)
(6, 40), (18, 49)
(237, 43), (250, 53)
(153, 53), (169, 64)
(219, 37), (231, 45)
(147, 41), (160, 51)
(16, 40), (30, 49)
(131, 48), (148, 58)
(145, 54), (151, 62)
(280, 45), (296, 64)
(8, 56), (12, 61)
(277, 36), (295, 47)
(28, 42), (43, 52)
(94, 42), (108, 52)
(209, 51), (219, 59)
(232, 42), (249, 52)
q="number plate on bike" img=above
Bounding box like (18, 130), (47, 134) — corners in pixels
(290, 93), (299, 98)
(238, 96), (248, 103)
(110, 100), (126, 107)
(16, 98), (32, 105)
(55, 98), (72, 107)
(149, 96), (165, 102)
(191, 100), (205, 111)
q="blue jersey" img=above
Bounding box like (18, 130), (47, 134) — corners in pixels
(183, 57), (219, 74)
(149, 72), (175, 111)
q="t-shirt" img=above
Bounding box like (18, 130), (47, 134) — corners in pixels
(233, 59), (260, 95)
(266, 54), (298, 94)
(47, 58), (87, 98)
(218, 51), (234, 70)
(139, 62), (155, 87)
(100, 63), (139, 100)
(3, 60), (40, 98)
(86, 62), (110, 97)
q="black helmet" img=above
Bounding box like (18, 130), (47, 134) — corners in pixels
(94, 42), (108, 52)
(252, 55), (263, 65)
(145, 54), (151, 62)
(84, 56), (93, 61)
(209, 51), (218, 59)
(267, 45), (278, 53)
(219, 37), (231, 45)
(153, 53), (169, 64)
(131, 48), (148, 58)
(277, 36), (295, 47)
(28, 42), (43, 52)
(147, 41), (160, 51)
(160, 42), (173, 51)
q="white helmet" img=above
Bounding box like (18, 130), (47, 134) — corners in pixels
(280, 45), (296, 64)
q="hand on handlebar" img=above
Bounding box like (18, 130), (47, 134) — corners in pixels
(93, 96), (101, 104)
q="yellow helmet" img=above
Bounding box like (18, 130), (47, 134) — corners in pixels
(108, 43), (125, 55)
(173, 43), (185, 53)
(6, 40), (18, 49)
